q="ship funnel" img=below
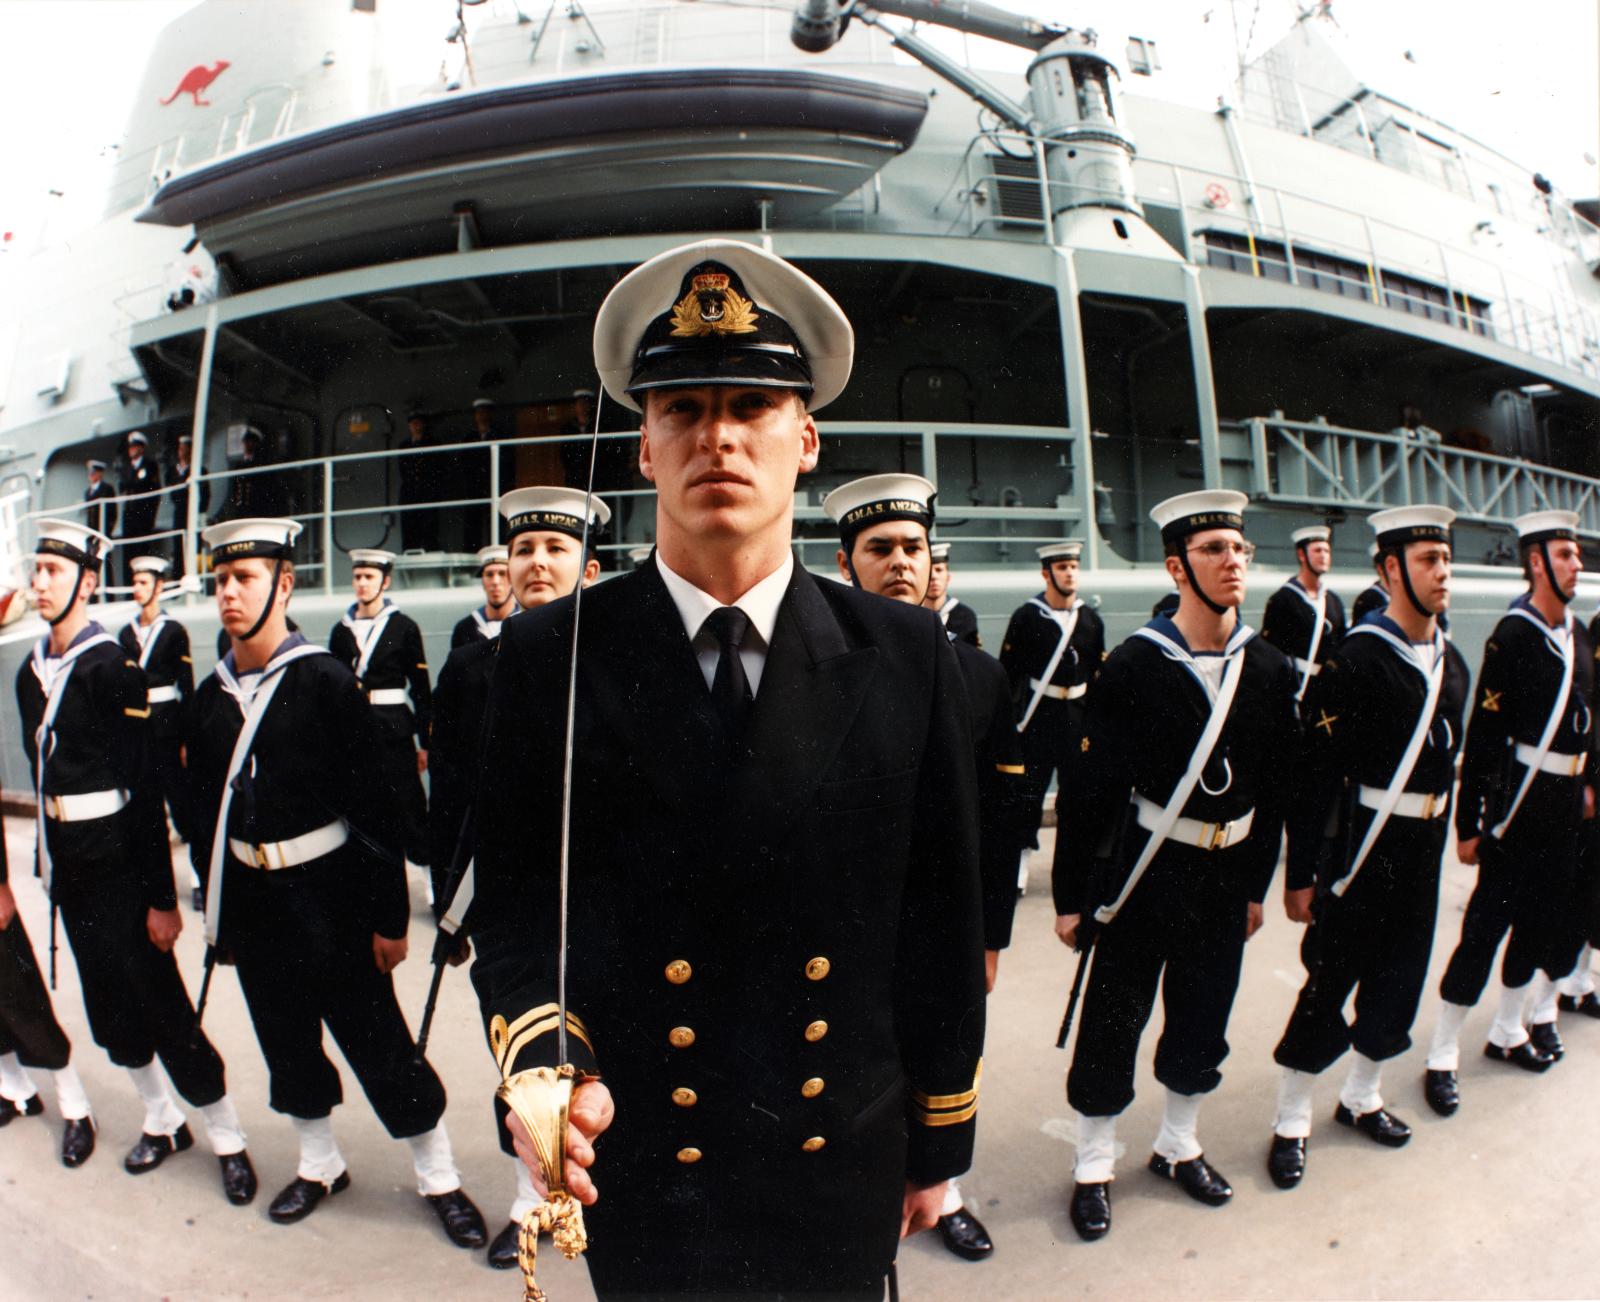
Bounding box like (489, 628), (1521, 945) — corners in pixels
(1026, 32), (1140, 217)
(792, 0), (846, 53)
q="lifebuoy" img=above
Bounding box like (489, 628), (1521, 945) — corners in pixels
(1204, 182), (1231, 208)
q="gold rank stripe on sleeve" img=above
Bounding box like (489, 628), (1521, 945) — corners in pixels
(124, 706), (152, 718)
(995, 763), (1026, 775)
(911, 1060), (982, 1127)
(490, 1005), (594, 1078)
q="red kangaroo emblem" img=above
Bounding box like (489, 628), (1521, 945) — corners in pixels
(160, 61), (231, 107)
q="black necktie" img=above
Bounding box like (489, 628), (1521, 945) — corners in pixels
(702, 607), (752, 736)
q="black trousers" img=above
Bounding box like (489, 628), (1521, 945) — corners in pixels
(53, 817), (226, 1105)
(1067, 855), (1248, 1116)
(228, 858), (445, 1135)
(1275, 819), (1443, 1074)
(0, 913), (72, 1071)
(149, 717), (194, 845)
(1440, 785), (1582, 1004)
(1016, 697), (1083, 843)
(374, 707), (429, 866)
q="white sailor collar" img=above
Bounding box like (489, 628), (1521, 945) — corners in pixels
(657, 550), (793, 651)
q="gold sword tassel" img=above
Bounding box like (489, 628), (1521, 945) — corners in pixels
(497, 1064), (589, 1301)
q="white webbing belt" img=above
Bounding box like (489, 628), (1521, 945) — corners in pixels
(1513, 743), (1586, 778)
(1356, 785), (1449, 820)
(229, 819), (348, 871)
(1029, 678), (1086, 702)
(147, 683), (180, 704)
(367, 688), (409, 706)
(1133, 794), (1254, 851)
(43, 789), (129, 822)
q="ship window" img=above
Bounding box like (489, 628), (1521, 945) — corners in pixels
(1126, 37), (1160, 76)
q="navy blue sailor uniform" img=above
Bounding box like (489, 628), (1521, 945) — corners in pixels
(427, 634), (497, 913)
(1275, 615), (1470, 1074)
(450, 607), (505, 650)
(16, 626), (227, 1106)
(1439, 598), (1598, 1006)
(938, 596), (981, 649)
(119, 613), (196, 843)
(1054, 616), (1298, 1116)
(0, 795), (74, 1079)
(1261, 578), (1347, 701)
(1350, 583), (1389, 626)
(998, 596), (1104, 844)
(185, 634), (447, 1132)
(471, 559), (986, 1298)
(329, 601), (432, 867)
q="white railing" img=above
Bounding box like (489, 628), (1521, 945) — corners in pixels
(1234, 414), (1600, 535)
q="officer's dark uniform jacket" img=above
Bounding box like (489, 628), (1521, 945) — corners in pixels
(472, 560), (984, 1291)
(83, 481), (118, 538)
(1275, 617), (1470, 1073)
(1261, 578), (1347, 690)
(1351, 583), (1389, 626)
(1054, 618), (1297, 918)
(938, 597), (981, 649)
(17, 628), (170, 910)
(999, 595), (1104, 709)
(119, 615), (195, 744)
(119, 457), (164, 543)
(952, 639), (1026, 950)
(185, 642), (410, 949)
(450, 607), (506, 650)
(427, 633), (498, 909)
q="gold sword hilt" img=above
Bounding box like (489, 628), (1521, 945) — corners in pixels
(497, 1064), (589, 1301)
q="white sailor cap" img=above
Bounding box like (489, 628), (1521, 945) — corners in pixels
(33, 518), (113, 570)
(1038, 540), (1084, 562)
(472, 397), (496, 409)
(87, 459), (108, 472)
(201, 517), (302, 562)
(1368, 505), (1454, 551)
(1291, 526), (1330, 546)
(594, 239), (853, 415)
(1514, 509), (1580, 544)
(129, 555), (171, 576)
(822, 473), (936, 544)
(572, 388), (596, 400)
(628, 545), (654, 566)
(929, 542), (951, 563)
(475, 545), (509, 571)
(350, 549), (397, 573)
(1149, 490), (1248, 544)
(499, 486), (611, 541)
(127, 430), (149, 446)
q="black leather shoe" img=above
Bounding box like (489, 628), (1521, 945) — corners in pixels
(1068, 1181), (1111, 1241)
(268, 1170), (351, 1223)
(1333, 1103), (1411, 1147)
(1528, 1021), (1564, 1061)
(219, 1151), (258, 1205)
(1483, 1040), (1555, 1073)
(1148, 1153), (1232, 1206)
(1558, 992), (1600, 1019)
(426, 1188), (488, 1249)
(60, 1116), (96, 1168)
(124, 1122), (194, 1173)
(937, 1206), (994, 1261)
(488, 1220), (522, 1270)
(1424, 1069), (1459, 1117)
(0, 1094), (44, 1127)
(1267, 1135), (1306, 1189)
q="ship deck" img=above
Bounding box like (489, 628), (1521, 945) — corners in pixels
(2, 817), (1595, 1301)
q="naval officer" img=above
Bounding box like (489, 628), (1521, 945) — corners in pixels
(1266, 506), (1469, 1189)
(471, 240), (986, 1298)
(119, 555), (196, 848)
(998, 540), (1104, 848)
(824, 472), (1025, 1265)
(426, 486), (610, 1270)
(1261, 525), (1347, 701)
(450, 545), (515, 649)
(1054, 490), (1297, 1241)
(1424, 510), (1596, 1108)
(185, 517), (486, 1244)
(923, 542), (981, 647)
(329, 550), (432, 877)
(17, 520), (253, 1200)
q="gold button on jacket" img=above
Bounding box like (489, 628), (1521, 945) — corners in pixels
(801, 1136), (826, 1153)
(804, 1020), (829, 1042)
(676, 1147), (703, 1164)
(665, 959), (692, 985)
(672, 1087), (698, 1108)
(800, 1077), (825, 1098)
(669, 1026), (696, 1048)
(805, 956), (831, 981)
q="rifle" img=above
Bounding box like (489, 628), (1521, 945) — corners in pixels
(195, 944), (217, 1026)
(1055, 924), (1095, 1050)
(1055, 797), (1133, 1050)
(414, 807), (476, 1062)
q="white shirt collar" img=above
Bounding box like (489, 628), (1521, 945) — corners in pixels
(656, 550), (794, 651)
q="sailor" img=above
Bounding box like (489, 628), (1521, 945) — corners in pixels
(1053, 490), (1297, 1242)
(184, 517), (486, 1244)
(165, 432), (208, 581)
(471, 239), (985, 1298)
(0, 795), (96, 1168)
(118, 556), (196, 850)
(1424, 509), (1596, 1108)
(428, 485), (610, 1271)
(460, 398), (497, 552)
(998, 540), (1104, 848)
(1260, 525), (1347, 702)
(923, 542), (981, 647)
(118, 431), (165, 590)
(1350, 543), (1390, 626)
(17, 519), (253, 1201)
(1266, 506), (1469, 1190)
(328, 549), (432, 878)
(825, 471), (1026, 1265)
(450, 545), (515, 649)
(83, 461), (118, 602)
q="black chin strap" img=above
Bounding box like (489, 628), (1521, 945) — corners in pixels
(1178, 551), (1229, 616)
(236, 556), (286, 643)
(1541, 541), (1574, 605)
(1390, 548), (1433, 619)
(47, 563), (91, 628)
(1045, 569), (1075, 602)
